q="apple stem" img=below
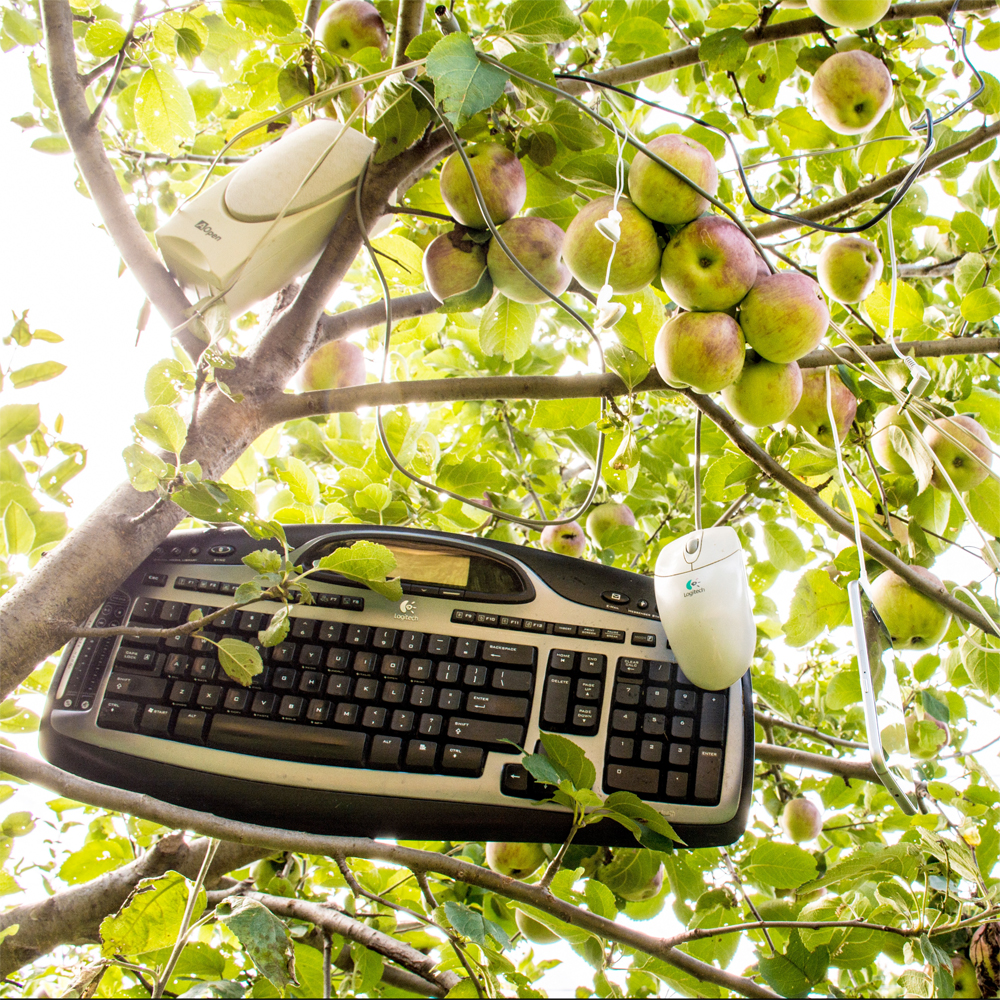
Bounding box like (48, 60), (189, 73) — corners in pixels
(538, 824), (582, 892)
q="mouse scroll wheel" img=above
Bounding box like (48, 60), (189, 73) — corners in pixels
(685, 537), (700, 555)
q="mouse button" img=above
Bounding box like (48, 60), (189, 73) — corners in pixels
(684, 535), (700, 555)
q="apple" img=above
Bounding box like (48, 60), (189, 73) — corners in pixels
(515, 909), (560, 945)
(817, 236), (884, 304)
(316, 0), (388, 58)
(810, 50), (893, 136)
(721, 356), (803, 427)
(923, 415), (993, 492)
(780, 798), (824, 843)
(654, 311), (745, 394)
(586, 502), (636, 548)
(739, 272), (829, 364)
(485, 841), (547, 879)
(563, 196), (661, 294)
(486, 217), (572, 304)
(541, 521), (586, 557)
(784, 369), (857, 445)
(870, 566), (951, 650)
(659, 216), (758, 312)
(950, 954), (982, 998)
(627, 134), (719, 226)
(807, 0), (890, 30)
(293, 339), (366, 392)
(970, 923), (999, 999)
(439, 144), (526, 230)
(906, 711), (951, 760)
(422, 226), (490, 305)
(870, 404), (924, 474)
(616, 855), (665, 902)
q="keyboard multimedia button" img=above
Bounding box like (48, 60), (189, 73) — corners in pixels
(602, 591), (629, 605)
(491, 668), (532, 692)
(175, 578), (199, 591)
(482, 641), (534, 665)
(695, 748), (723, 800)
(467, 693), (529, 719)
(140, 705), (172, 735)
(207, 715), (367, 764)
(406, 740), (438, 769)
(451, 610), (475, 624)
(97, 699), (139, 732)
(441, 745), (484, 774)
(666, 771), (688, 798)
(419, 714), (442, 736)
(197, 580), (220, 593)
(498, 617), (523, 630)
(316, 594), (341, 609)
(476, 614), (498, 627)
(606, 764), (658, 794)
(174, 710), (207, 741)
(370, 736), (402, 768)
(341, 596), (365, 611)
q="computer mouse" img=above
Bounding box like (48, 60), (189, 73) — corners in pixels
(653, 526), (755, 691)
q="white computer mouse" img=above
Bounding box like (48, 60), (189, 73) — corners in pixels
(654, 526), (755, 691)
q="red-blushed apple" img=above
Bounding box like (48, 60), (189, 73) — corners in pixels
(293, 340), (366, 392)
(586, 502), (636, 548)
(654, 311), (745, 394)
(870, 566), (951, 650)
(810, 50), (893, 136)
(659, 216), (758, 312)
(754, 255), (772, 283)
(739, 272), (829, 363)
(422, 226), (490, 305)
(627, 134), (718, 225)
(923, 415), (993, 492)
(780, 798), (824, 842)
(907, 710), (950, 760)
(316, 0), (388, 58)
(870, 404), (924, 474)
(721, 356), (803, 427)
(784, 369), (857, 445)
(486, 217), (572, 304)
(817, 236), (884, 304)
(485, 841), (547, 879)
(807, 0), (890, 29)
(515, 910), (560, 945)
(563, 196), (661, 294)
(541, 521), (586, 557)
(439, 144), (526, 230)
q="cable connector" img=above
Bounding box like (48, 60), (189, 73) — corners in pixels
(898, 356), (930, 412)
(594, 209), (622, 243)
(433, 4), (460, 34)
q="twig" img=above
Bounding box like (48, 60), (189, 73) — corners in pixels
(754, 711), (869, 751)
(721, 849), (774, 955)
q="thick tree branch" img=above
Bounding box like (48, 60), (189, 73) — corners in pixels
(754, 743), (880, 783)
(688, 392), (1000, 637)
(42, 1), (200, 357)
(796, 336), (1000, 368)
(3, 749), (779, 999)
(314, 291), (439, 349)
(392, 0), (425, 73)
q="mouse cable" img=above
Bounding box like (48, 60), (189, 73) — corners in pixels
(694, 409), (703, 533)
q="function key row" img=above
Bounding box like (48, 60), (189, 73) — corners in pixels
(451, 609), (626, 644)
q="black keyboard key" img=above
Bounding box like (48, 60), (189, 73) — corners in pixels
(164, 632), (189, 650)
(143, 574), (167, 588)
(400, 632), (426, 653)
(169, 681), (195, 704)
(410, 684), (433, 708)
(612, 710), (637, 732)
(606, 764), (658, 794)
(466, 692), (529, 719)
(405, 740), (437, 769)
(326, 674), (351, 699)
(522, 619), (546, 633)
(501, 762), (530, 794)
(646, 687), (669, 710)
(197, 580), (220, 594)
(174, 709), (207, 741)
(542, 676), (570, 725)
(409, 658), (433, 680)
(307, 698), (331, 722)
(326, 648), (349, 671)
(290, 618), (316, 640)
(214, 610), (236, 630)
(316, 593), (341, 609)
(669, 743), (691, 767)
(419, 713), (442, 736)
(299, 670), (324, 694)
(346, 625), (370, 646)
(464, 664), (488, 687)
(249, 666), (272, 690)
(355, 678), (379, 701)
(335, 703), (358, 725)
(573, 705), (598, 729)
(452, 610), (475, 624)
(436, 661), (460, 684)
(700, 692), (727, 743)
(207, 715), (367, 764)
(140, 704), (173, 735)
(674, 689), (697, 713)
(278, 695), (304, 719)
(362, 706), (387, 728)
(576, 678), (601, 701)
(643, 713), (665, 736)
(196, 685), (223, 708)
(438, 689), (462, 711)
(224, 688), (250, 712)
(427, 635), (451, 656)
(447, 717), (525, 749)
(549, 649), (574, 671)
(441, 744), (484, 774)
(272, 667), (298, 691)
(251, 692), (277, 716)
(609, 737), (634, 759)
(675, 666), (694, 686)
(239, 611), (263, 632)
(578, 626), (601, 640)
(191, 657), (218, 681)
(615, 683), (640, 706)
(601, 629), (625, 643)
(553, 623), (577, 637)
(370, 735), (402, 767)
(373, 628), (397, 649)
(391, 710), (415, 733)
(97, 699), (139, 731)
(695, 748), (723, 800)
(666, 771), (689, 798)
(271, 643), (297, 664)
(454, 638), (478, 659)
(647, 660), (672, 684)
(190, 633), (217, 653)
(299, 644), (323, 668)
(476, 613), (498, 627)
(579, 653), (605, 675)
(131, 598), (159, 621)
(164, 654), (191, 680)
(640, 740), (663, 763)
(319, 622), (344, 643)
(671, 716), (693, 739)
(617, 657), (644, 677)
(481, 641), (534, 665)
(380, 655), (405, 678)
(341, 596), (364, 611)
(160, 601), (185, 624)
(106, 675), (167, 700)
(353, 652), (376, 675)
(116, 647), (157, 670)
(175, 577), (199, 591)
(383, 682), (406, 704)
(491, 668), (532, 692)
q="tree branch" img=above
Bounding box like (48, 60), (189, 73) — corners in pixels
(754, 711), (869, 750)
(42, 0), (201, 358)
(754, 743), (880, 783)
(392, 0), (425, 73)
(796, 336), (1000, 368)
(688, 392), (1000, 637)
(314, 291), (439, 349)
(3, 749), (779, 999)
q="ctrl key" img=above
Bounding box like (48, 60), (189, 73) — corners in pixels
(97, 699), (139, 732)
(441, 744), (484, 775)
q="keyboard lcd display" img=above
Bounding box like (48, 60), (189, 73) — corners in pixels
(389, 545), (469, 587)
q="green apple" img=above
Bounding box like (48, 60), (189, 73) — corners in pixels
(739, 272), (829, 364)
(440, 144), (527, 230)
(316, 0), (388, 58)
(487, 217), (572, 304)
(660, 216), (758, 312)
(807, 0), (890, 30)
(923, 415), (993, 492)
(950, 954), (982, 998)
(485, 841), (547, 879)
(780, 798), (824, 843)
(870, 566), (951, 650)
(870, 404), (925, 474)
(817, 236), (884, 304)
(810, 50), (893, 136)
(423, 226), (490, 305)
(563, 196), (661, 293)
(907, 710), (950, 760)
(627, 133), (719, 226)
(293, 340), (366, 392)
(541, 521), (586, 557)
(784, 369), (857, 445)
(654, 311), (745, 394)
(586, 502), (636, 548)
(515, 909), (561, 945)
(721, 356), (803, 427)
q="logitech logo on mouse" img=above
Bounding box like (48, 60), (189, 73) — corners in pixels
(684, 578), (705, 597)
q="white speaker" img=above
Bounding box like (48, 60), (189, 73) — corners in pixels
(156, 120), (389, 317)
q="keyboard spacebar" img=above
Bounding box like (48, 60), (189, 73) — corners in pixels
(207, 715), (366, 765)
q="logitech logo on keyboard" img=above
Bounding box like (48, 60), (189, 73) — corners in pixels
(394, 599), (418, 621)
(684, 578), (705, 597)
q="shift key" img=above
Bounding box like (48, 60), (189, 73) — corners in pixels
(466, 692), (529, 719)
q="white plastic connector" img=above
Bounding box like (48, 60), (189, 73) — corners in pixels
(898, 357), (931, 412)
(596, 302), (626, 330)
(594, 208), (622, 243)
(596, 283), (614, 309)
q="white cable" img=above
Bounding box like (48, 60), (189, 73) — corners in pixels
(950, 584), (1000, 649)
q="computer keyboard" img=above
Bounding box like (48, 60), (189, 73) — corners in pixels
(41, 525), (754, 847)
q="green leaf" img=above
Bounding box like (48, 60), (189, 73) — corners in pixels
(123, 444), (172, 492)
(784, 568), (849, 647)
(543, 103), (604, 151)
(29, 135), (70, 155)
(134, 405), (187, 456)
(603, 791), (683, 844)
(597, 848), (661, 899)
(825, 669), (862, 710)
(744, 842), (817, 889)
(370, 79), (431, 164)
(350, 942), (383, 994)
(503, 0), (579, 42)
(479, 295), (537, 363)
(370, 234), (426, 287)
(798, 843), (920, 892)
(775, 106), (834, 150)
(100, 871), (205, 957)
(530, 397), (600, 431)
(604, 343), (651, 391)
(700, 28), (749, 73)
(763, 522), (808, 572)
(58, 839), (131, 885)
(0, 404), (40, 448)
(243, 548), (282, 574)
(221, 0), (296, 35)
(962, 635), (999, 701)
(758, 931), (830, 998)
(276, 457), (319, 506)
(144, 358), (190, 406)
(961, 285), (1000, 323)
(952, 210), (989, 253)
(864, 280), (924, 331)
(436, 455), (505, 497)
(354, 483), (391, 512)
(425, 33), (509, 127)
(4, 503), (35, 555)
(9, 361), (66, 389)
(316, 540), (403, 602)
(171, 482), (283, 542)
(857, 108), (909, 176)
(539, 732), (595, 791)
(522, 752), (566, 786)
(216, 896), (297, 987)
(134, 64), (196, 156)
(259, 605), (290, 647)
(3, 8), (40, 46)
(216, 637), (263, 685)
(968, 476), (1000, 536)
(584, 878), (618, 919)
(85, 18), (126, 57)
